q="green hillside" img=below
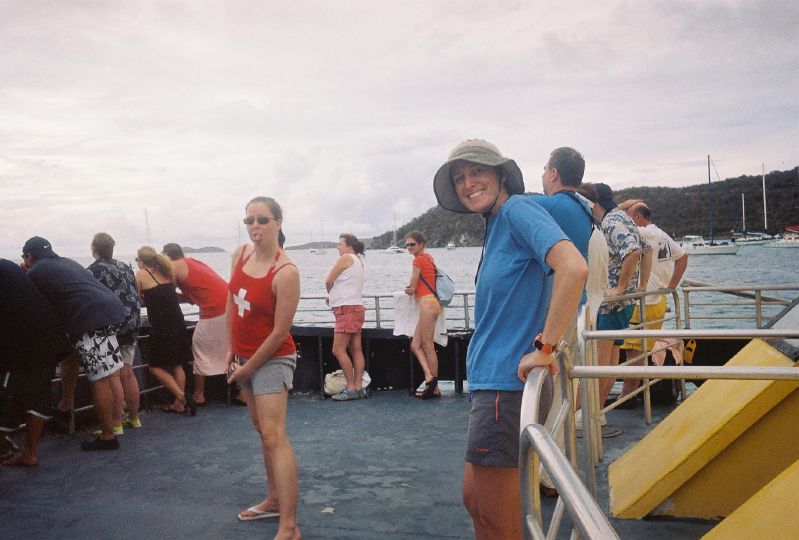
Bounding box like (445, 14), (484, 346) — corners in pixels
(372, 167), (798, 248)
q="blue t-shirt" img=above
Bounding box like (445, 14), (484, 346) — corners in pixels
(534, 191), (593, 305)
(467, 196), (569, 391)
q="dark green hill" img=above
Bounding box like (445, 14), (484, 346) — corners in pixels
(372, 167), (798, 248)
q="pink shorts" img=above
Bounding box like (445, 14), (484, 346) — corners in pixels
(333, 305), (366, 333)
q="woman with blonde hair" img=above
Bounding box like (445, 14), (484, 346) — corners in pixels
(134, 246), (195, 415)
(404, 230), (441, 399)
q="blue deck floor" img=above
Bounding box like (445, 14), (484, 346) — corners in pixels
(1, 388), (715, 539)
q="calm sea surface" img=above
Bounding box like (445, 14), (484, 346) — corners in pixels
(69, 244), (798, 329)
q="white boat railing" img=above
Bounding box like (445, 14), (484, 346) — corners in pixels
(293, 291), (476, 330)
(680, 280), (799, 328)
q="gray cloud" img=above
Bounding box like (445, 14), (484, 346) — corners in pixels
(1, 0), (796, 257)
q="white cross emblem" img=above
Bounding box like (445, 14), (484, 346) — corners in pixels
(234, 288), (251, 317)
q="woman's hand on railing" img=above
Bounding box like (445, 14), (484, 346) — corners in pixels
(518, 350), (558, 381)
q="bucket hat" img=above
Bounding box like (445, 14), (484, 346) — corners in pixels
(433, 139), (524, 213)
(22, 236), (58, 259)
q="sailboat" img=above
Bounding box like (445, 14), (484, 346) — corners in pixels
(382, 212), (404, 254)
(680, 155), (739, 255)
(309, 220), (327, 254)
(734, 164), (775, 246)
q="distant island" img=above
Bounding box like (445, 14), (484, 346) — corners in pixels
(182, 246), (226, 253)
(285, 242), (339, 251)
(370, 167), (799, 248)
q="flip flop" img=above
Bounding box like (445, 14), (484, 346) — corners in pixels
(237, 506), (280, 521)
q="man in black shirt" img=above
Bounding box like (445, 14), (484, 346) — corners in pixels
(0, 259), (72, 466)
(22, 237), (126, 451)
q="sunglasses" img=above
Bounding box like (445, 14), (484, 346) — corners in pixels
(243, 216), (277, 225)
(405, 242), (417, 248)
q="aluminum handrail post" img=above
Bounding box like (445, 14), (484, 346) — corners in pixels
(579, 308), (600, 492)
(374, 296), (382, 328)
(638, 294), (653, 425)
(683, 290), (691, 329)
(520, 424), (620, 540)
(463, 293), (471, 329)
(755, 290), (763, 329)
(669, 289), (686, 399)
(520, 368), (549, 537)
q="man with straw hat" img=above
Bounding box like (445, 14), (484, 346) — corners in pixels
(434, 139), (587, 538)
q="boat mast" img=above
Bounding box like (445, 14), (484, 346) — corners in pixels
(741, 193), (745, 232)
(762, 163), (768, 232)
(145, 208), (151, 246)
(707, 155), (715, 243)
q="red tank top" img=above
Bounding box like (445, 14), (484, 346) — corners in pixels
(181, 258), (228, 319)
(228, 248), (296, 358)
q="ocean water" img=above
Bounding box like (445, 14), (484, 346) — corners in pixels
(68, 244), (798, 328)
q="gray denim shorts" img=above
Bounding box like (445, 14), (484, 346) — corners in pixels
(465, 390), (523, 468)
(236, 353), (296, 396)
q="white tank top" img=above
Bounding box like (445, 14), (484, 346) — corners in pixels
(329, 253), (364, 307)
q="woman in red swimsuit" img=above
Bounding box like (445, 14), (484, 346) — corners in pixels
(404, 230), (441, 399)
(225, 196), (301, 539)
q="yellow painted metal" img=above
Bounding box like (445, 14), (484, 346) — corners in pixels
(702, 458), (799, 540)
(609, 339), (799, 519)
(655, 388), (799, 519)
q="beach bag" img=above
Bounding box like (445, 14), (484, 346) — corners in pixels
(323, 369), (371, 396)
(433, 266), (455, 307)
(419, 265), (455, 307)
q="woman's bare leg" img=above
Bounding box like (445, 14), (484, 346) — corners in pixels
(417, 302), (439, 380)
(332, 332), (358, 391)
(348, 331), (365, 391)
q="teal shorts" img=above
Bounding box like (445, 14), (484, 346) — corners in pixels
(597, 304), (636, 345)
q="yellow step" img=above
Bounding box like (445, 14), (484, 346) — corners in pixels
(703, 458), (799, 539)
(609, 339), (799, 519)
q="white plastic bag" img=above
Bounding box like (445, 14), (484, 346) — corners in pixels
(323, 369), (371, 396)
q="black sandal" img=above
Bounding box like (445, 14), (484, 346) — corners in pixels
(416, 377), (440, 400)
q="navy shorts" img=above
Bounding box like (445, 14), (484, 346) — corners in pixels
(465, 390), (523, 468)
(598, 304), (636, 345)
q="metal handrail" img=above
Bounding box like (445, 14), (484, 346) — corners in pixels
(572, 365), (799, 381)
(520, 320), (601, 539)
(521, 425), (619, 540)
(583, 328), (799, 340)
(293, 291), (476, 329)
(681, 282), (799, 329)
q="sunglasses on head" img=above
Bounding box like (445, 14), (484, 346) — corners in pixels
(405, 242), (417, 248)
(243, 216), (277, 225)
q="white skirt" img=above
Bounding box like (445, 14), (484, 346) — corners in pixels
(191, 313), (228, 376)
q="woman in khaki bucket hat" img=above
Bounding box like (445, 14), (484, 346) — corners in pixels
(434, 139), (587, 538)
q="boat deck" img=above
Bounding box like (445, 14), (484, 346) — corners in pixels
(1, 389), (717, 539)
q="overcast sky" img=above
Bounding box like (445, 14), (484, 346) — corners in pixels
(2, 0), (797, 257)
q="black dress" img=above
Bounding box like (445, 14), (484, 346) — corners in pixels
(141, 270), (191, 369)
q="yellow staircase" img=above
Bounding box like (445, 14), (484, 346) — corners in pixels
(702, 458), (799, 539)
(609, 339), (799, 520)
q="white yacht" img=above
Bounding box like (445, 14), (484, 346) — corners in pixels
(680, 235), (739, 255)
